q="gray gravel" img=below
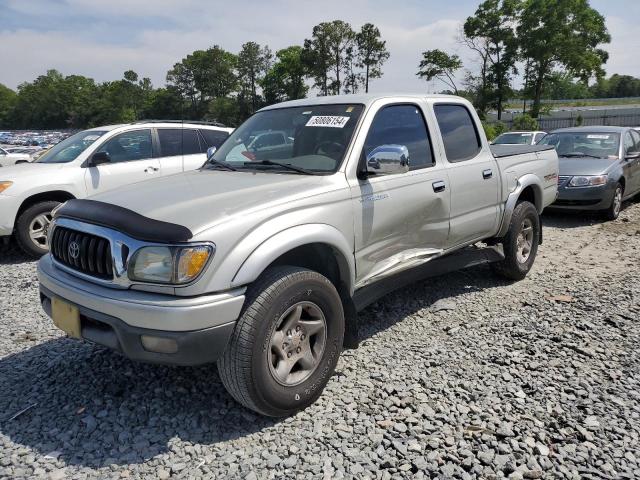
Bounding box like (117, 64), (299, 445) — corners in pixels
(1, 201), (639, 480)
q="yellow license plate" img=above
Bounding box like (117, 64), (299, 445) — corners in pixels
(51, 297), (81, 339)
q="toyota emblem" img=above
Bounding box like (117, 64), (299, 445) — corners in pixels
(68, 241), (80, 260)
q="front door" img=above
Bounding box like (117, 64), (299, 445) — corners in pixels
(84, 129), (161, 195)
(626, 130), (640, 195)
(432, 103), (500, 247)
(350, 103), (451, 288)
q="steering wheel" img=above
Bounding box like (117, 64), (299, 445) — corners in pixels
(314, 141), (344, 157)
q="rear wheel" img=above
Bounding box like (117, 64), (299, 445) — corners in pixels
(15, 201), (60, 257)
(218, 266), (344, 417)
(492, 201), (540, 281)
(604, 183), (623, 221)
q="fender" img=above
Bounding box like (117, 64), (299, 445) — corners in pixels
(496, 173), (543, 238)
(231, 223), (356, 293)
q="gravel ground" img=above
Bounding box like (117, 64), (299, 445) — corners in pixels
(1, 201), (639, 480)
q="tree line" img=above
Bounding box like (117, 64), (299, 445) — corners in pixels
(0, 20), (389, 130)
(417, 0), (611, 119)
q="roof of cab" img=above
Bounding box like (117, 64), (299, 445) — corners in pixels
(259, 93), (465, 111)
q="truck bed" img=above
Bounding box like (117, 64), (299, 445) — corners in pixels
(491, 144), (555, 158)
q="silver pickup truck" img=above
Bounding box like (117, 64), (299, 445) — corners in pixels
(38, 94), (558, 416)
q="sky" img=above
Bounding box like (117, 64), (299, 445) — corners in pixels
(1, 0), (639, 94)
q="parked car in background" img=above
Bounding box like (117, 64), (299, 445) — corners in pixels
(37, 94), (558, 416)
(492, 131), (547, 145)
(0, 121), (232, 256)
(0, 146), (32, 166)
(540, 126), (640, 219)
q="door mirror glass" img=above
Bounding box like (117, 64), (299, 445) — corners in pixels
(207, 146), (217, 160)
(366, 144), (410, 176)
(88, 151), (111, 166)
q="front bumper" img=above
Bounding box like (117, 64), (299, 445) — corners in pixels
(0, 194), (19, 236)
(549, 183), (615, 211)
(38, 255), (246, 365)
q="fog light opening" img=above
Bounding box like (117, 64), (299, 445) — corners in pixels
(140, 335), (178, 354)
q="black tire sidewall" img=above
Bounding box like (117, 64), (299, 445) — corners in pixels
(16, 201), (60, 257)
(249, 273), (344, 416)
(506, 202), (540, 276)
(606, 184), (623, 220)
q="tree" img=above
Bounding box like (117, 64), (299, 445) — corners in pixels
(236, 41), (273, 114)
(417, 49), (463, 94)
(303, 20), (355, 95)
(262, 46), (309, 104)
(342, 45), (364, 94)
(463, 0), (519, 120)
(355, 23), (390, 93)
(0, 84), (18, 128)
(167, 46), (237, 116)
(517, 0), (610, 117)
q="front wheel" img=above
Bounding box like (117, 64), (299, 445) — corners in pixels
(492, 201), (540, 281)
(218, 266), (345, 417)
(15, 201), (60, 258)
(604, 183), (623, 221)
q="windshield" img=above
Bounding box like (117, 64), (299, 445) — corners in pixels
(493, 132), (533, 145)
(36, 130), (107, 164)
(211, 104), (364, 174)
(539, 132), (620, 159)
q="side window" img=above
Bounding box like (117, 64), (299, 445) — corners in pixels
(182, 129), (201, 155)
(624, 132), (635, 154)
(364, 104), (434, 170)
(96, 129), (152, 164)
(433, 104), (481, 162)
(629, 130), (640, 152)
(200, 129), (230, 149)
(157, 129), (182, 157)
(534, 133), (546, 143)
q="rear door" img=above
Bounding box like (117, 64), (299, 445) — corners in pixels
(432, 103), (500, 248)
(84, 129), (161, 195)
(349, 103), (450, 287)
(156, 128), (206, 175)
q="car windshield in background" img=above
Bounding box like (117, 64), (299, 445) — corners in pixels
(36, 130), (107, 163)
(539, 132), (620, 159)
(493, 132), (533, 145)
(211, 104), (364, 174)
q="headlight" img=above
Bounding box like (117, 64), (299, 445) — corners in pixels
(128, 244), (213, 284)
(568, 175), (607, 187)
(0, 181), (13, 193)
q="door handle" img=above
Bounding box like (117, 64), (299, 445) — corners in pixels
(144, 166), (159, 173)
(432, 180), (446, 193)
(482, 169), (493, 179)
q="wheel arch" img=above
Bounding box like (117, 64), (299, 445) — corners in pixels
(496, 174), (543, 238)
(16, 190), (76, 222)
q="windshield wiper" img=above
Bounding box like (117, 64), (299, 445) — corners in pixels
(559, 153), (604, 159)
(244, 160), (319, 175)
(204, 158), (237, 171)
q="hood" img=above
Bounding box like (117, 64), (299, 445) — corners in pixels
(90, 169), (345, 234)
(0, 162), (63, 179)
(558, 157), (618, 176)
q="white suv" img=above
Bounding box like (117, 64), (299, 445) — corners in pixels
(0, 121), (232, 256)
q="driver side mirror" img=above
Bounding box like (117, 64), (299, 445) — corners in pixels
(625, 151), (640, 160)
(207, 146), (217, 160)
(364, 145), (410, 176)
(88, 151), (111, 167)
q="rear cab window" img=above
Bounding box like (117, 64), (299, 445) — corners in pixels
(433, 104), (481, 162)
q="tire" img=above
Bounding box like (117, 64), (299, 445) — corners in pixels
(218, 266), (345, 417)
(492, 201), (540, 281)
(604, 183), (623, 221)
(15, 201), (60, 258)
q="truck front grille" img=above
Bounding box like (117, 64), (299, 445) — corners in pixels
(51, 226), (113, 279)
